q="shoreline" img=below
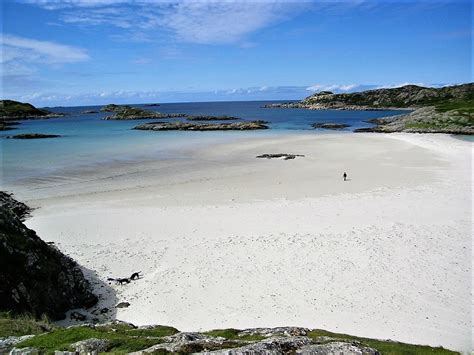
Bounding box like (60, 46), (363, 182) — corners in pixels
(12, 132), (473, 352)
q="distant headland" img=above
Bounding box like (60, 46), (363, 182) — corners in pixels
(265, 83), (474, 134)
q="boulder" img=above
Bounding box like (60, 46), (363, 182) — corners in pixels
(71, 338), (110, 353)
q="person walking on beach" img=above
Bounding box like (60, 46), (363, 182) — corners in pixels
(343, 172), (347, 181)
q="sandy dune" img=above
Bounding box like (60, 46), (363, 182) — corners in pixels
(13, 133), (472, 352)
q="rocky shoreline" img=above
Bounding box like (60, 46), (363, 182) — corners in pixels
(354, 106), (474, 134)
(264, 84), (473, 134)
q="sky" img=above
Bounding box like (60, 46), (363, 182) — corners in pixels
(0, 0), (472, 106)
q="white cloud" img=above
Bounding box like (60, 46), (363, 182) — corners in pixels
(306, 83), (358, 92)
(157, 1), (305, 44)
(1, 34), (89, 64)
(22, 0), (309, 45)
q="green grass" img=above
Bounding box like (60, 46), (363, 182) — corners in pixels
(308, 329), (458, 355)
(0, 312), (52, 337)
(2, 311), (459, 355)
(204, 328), (266, 342)
(16, 324), (178, 354)
(124, 325), (179, 338)
(434, 99), (474, 114)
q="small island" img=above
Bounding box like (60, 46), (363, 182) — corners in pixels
(134, 121), (269, 131)
(0, 100), (65, 120)
(101, 105), (186, 120)
(312, 122), (351, 130)
(186, 115), (240, 121)
(7, 133), (62, 139)
(81, 110), (99, 114)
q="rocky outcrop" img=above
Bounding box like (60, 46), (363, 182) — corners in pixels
(136, 332), (242, 353)
(7, 134), (61, 139)
(186, 115), (240, 121)
(354, 106), (474, 134)
(81, 110), (98, 114)
(267, 83), (473, 111)
(0, 192), (98, 320)
(134, 121), (269, 131)
(312, 122), (351, 130)
(0, 100), (64, 120)
(71, 338), (110, 353)
(102, 105), (186, 120)
(0, 335), (35, 353)
(256, 154), (304, 160)
(0, 192), (32, 221)
(100, 104), (124, 112)
(133, 328), (380, 354)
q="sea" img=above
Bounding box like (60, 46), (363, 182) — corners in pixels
(1, 100), (406, 187)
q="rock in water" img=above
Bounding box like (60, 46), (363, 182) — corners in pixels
(312, 122), (351, 129)
(134, 121), (269, 131)
(7, 133), (61, 139)
(0, 192), (98, 320)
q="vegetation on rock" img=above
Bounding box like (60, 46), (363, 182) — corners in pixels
(0, 317), (458, 354)
(102, 105), (186, 120)
(0, 100), (64, 120)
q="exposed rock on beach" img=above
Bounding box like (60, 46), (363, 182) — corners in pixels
(256, 153), (305, 160)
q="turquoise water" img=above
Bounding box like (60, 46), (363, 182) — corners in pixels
(454, 135), (474, 142)
(1, 101), (405, 185)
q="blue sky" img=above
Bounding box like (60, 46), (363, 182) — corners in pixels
(1, 0), (472, 106)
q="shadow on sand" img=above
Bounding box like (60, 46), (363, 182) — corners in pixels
(56, 265), (119, 327)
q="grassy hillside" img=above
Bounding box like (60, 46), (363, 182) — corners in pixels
(2, 313), (459, 354)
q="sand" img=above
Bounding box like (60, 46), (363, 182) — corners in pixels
(10, 133), (472, 352)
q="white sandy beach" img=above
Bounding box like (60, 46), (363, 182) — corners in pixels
(11, 133), (472, 352)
